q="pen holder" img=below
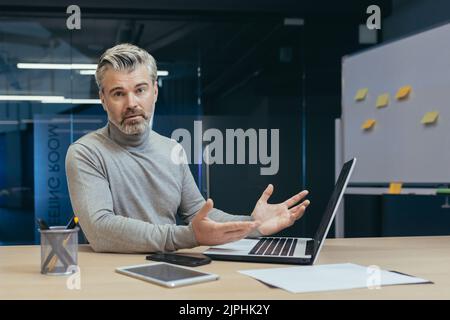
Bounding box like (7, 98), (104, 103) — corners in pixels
(39, 226), (79, 276)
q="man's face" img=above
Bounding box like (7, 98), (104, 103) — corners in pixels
(99, 64), (158, 135)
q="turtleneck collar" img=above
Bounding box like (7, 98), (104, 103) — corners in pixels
(107, 120), (151, 150)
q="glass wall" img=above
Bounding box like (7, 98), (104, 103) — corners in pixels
(0, 10), (304, 244)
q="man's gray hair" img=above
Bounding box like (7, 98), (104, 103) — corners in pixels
(95, 43), (157, 90)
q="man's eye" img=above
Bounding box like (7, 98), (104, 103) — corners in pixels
(114, 92), (123, 97)
(137, 87), (146, 93)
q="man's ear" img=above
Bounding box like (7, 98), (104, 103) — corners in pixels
(99, 90), (107, 112)
(153, 81), (158, 103)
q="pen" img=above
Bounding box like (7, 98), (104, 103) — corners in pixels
(47, 215), (79, 272)
(66, 215), (79, 229)
(37, 218), (50, 230)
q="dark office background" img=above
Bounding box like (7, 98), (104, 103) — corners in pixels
(1, 0), (450, 245)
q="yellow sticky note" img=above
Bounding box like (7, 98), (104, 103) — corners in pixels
(376, 93), (389, 108)
(354, 88), (368, 101)
(395, 85), (412, 100)
(361, 119), (376, 130)
(389, 182), (403, 194)
(421, 111), (439, 125)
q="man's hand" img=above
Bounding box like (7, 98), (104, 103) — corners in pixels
(192, 199), (260, 246)
(251, 184), (310, 236)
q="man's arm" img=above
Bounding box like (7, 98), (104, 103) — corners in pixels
(65, 143), (198, 253)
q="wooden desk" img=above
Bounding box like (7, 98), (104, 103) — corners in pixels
(1, 236), (449, 299)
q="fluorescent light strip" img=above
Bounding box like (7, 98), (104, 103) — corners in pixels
(80, 70), (169, 76)
(0, 95), (100, 104)
(79, 70), (96, 75)
(0, 95), (65, 101)
(0, 120), (19, 125)
(18, 63), (169, 76)
(17, 63), (97, 70)
(68, 98), (101, 104)
(41, 98), (101, 104)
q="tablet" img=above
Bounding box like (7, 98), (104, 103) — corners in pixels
(116, 262), (219, 288)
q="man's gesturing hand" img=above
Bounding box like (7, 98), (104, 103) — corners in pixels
(251, 184), (310, 236)
(192, 199), (259, 246)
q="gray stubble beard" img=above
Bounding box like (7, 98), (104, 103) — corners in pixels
(119, 116), (150, 135)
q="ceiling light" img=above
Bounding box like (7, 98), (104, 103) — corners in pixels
(18, 63), (169, 76)
(0, 95), (65, 102)
(41, 98), (101, 104)
(17, 63), (97, 70)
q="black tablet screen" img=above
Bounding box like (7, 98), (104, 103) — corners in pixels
(125, 264), (206, 281)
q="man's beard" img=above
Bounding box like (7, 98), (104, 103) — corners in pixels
(119, 112), (151, 135)
(120, 117), (149, 135)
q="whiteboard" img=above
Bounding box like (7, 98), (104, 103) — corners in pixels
(342, 23), (450, 185)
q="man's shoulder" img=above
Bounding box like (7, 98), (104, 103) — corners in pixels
(77, 125), (108, 143)
(67, 126), (110, 157)
(149, 130), (188, 167)
(150, 130), (180, 148)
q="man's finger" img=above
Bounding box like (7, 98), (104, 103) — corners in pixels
(291, 206), (306, 221)
(196, 198), (214, 220)
(289, 200), (310, 214)
(258, 184), (274, 203)
(284, 190), (309, 208)
(290, 200), (310, 220)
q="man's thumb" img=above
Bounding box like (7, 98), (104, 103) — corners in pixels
(196, 198), (214, 220)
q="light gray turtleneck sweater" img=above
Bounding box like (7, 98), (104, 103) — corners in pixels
(65, 121), (255, 253)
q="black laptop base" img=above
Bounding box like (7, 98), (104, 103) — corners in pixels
(204, 253), (313, 265)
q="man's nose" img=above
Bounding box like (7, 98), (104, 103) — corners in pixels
(125, 92), (138, 108)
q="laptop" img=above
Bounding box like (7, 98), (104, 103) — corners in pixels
(204, 158), (356, 265)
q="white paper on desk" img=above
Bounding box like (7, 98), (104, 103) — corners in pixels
(239, 263), (430, 293)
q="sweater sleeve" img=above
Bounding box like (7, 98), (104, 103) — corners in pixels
(65, 143), (198, 253)
(177, 151), (262, 238)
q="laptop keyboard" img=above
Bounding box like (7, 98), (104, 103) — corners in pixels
(249, 237), (301, 256)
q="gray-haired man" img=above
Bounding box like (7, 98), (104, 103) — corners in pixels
(65, 43), (310, 253)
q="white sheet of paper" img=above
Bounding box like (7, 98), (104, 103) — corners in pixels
(239, 263), (430, 293)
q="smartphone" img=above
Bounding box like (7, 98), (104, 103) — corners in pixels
(146, 252), (211, 267)
(116, 262), (219, 288)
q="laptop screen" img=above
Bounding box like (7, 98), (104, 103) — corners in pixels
(311, 158), (356, 262)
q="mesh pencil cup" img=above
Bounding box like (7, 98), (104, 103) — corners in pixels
(39, 226), (79, 275)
